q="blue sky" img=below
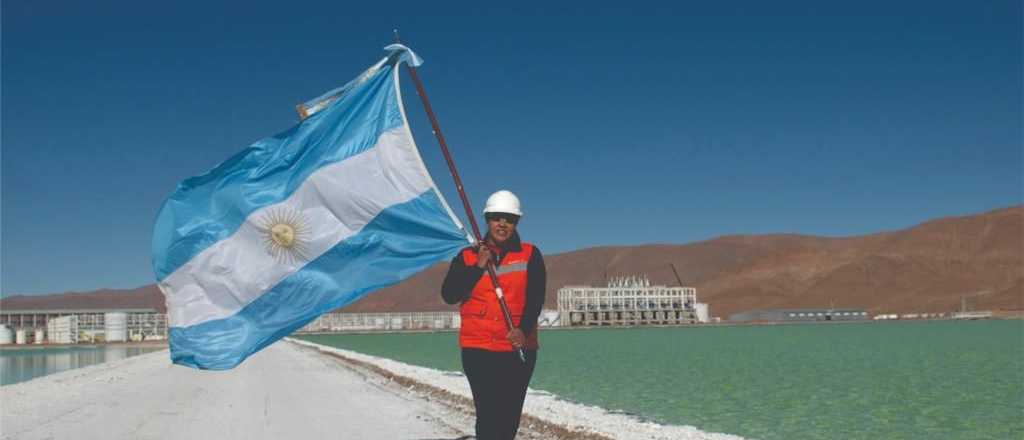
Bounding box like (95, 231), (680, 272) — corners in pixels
(2, 1), (1021, 295)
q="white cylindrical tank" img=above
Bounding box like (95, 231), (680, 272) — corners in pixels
(34, 329), (45, 344)
(695, 303), (710, 323)
(105, 312), (128, 342)
(15, 329), (27, 344)
(47, 316), (78, 344)
(0, 325), (13, 344)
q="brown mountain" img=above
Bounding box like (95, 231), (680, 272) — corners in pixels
(0, 285), (166, 312)
(351, 205), (1023, 317)
(3, 206), (1021, 318)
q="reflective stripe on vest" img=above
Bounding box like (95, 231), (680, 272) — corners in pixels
(495, 263), (527, 276)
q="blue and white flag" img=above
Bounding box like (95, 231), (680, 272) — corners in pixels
(152, 45), (469, 370)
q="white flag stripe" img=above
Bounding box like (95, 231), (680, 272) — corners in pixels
(161, 127), (433, 328)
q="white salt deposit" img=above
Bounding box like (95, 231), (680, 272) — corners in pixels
(289, 338), (747, 440)
(0, 341), (469, 440)
(0, 338), (746, 440)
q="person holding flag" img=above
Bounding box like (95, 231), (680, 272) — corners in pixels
(442, 190), (547, 440)
(153, 39), (546, 438)
(152, 44), (471, 370)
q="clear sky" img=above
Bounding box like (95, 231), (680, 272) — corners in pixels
(2, 1), (1021, 295)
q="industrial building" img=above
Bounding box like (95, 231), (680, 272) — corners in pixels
(728, 308), (869, 323)
(2, 299), (566, 343)
(557, 276), (709, 326)
(300, 311), (460, 332)
(0, 308), (168, 344)
(299, 307), (574, 333)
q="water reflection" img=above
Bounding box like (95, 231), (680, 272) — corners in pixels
(1, 346), (165, 386)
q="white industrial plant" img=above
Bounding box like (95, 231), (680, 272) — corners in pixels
(557, 276), (710, 326)
(299, 309), (570, 333)
(0, 310), (168, 345)
(300, 311), (461, 332)
(1, 275), (715, 344)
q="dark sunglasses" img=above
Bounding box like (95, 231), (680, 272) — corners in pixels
(485, 213), (520, 225)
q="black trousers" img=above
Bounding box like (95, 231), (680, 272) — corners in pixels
(461, 348), (538, 440)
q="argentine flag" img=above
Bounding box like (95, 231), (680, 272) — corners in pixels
(152, 45), (468, 370)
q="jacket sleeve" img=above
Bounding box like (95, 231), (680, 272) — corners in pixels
(519, 247), (547, 336)
(441, 249), (485, 305)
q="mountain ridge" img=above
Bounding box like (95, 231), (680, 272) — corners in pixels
(3, 205), (1020, 318)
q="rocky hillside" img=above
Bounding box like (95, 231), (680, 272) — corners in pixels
(4, 206), (1020, 318)
(347, 205), (1023, 317)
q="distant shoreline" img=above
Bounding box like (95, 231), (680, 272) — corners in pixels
(294, 310), (1024, 336)
(0, 340), (168, 351)
(3, 312), (1018, 348)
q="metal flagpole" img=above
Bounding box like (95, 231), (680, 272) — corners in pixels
(396, 32), (527, 363)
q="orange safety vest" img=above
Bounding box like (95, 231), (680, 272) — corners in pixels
(458, 243), (539, 351)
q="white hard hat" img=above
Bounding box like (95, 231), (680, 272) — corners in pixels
(483, 190), (523, 216)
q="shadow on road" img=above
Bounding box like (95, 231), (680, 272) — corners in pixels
(414, 436), (474, 440)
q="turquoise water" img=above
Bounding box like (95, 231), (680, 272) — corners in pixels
(297, 320), (1024, 440)
(0, 345), (166, 386)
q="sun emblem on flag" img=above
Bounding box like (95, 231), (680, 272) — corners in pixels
(256, 206), (311, 265)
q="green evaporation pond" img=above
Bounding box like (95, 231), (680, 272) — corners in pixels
(296, 320), (1024, 440)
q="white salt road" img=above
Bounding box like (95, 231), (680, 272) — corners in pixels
(0, 342), (467, 440)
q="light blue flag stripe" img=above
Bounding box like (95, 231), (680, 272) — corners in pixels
(168, 189), (465, 370)
(152, 66), (403, 281)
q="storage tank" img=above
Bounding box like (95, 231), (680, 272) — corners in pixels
(104, 312), (128, 342)
(15, 329), (27, 344)
(0, 325), (13, 344)
(695, 303), (710, 323)
(47, 316), (78, 344)
(34, 329), (45, 344)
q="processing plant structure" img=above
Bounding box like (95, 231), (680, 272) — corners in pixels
(557, 276), (709, 327)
